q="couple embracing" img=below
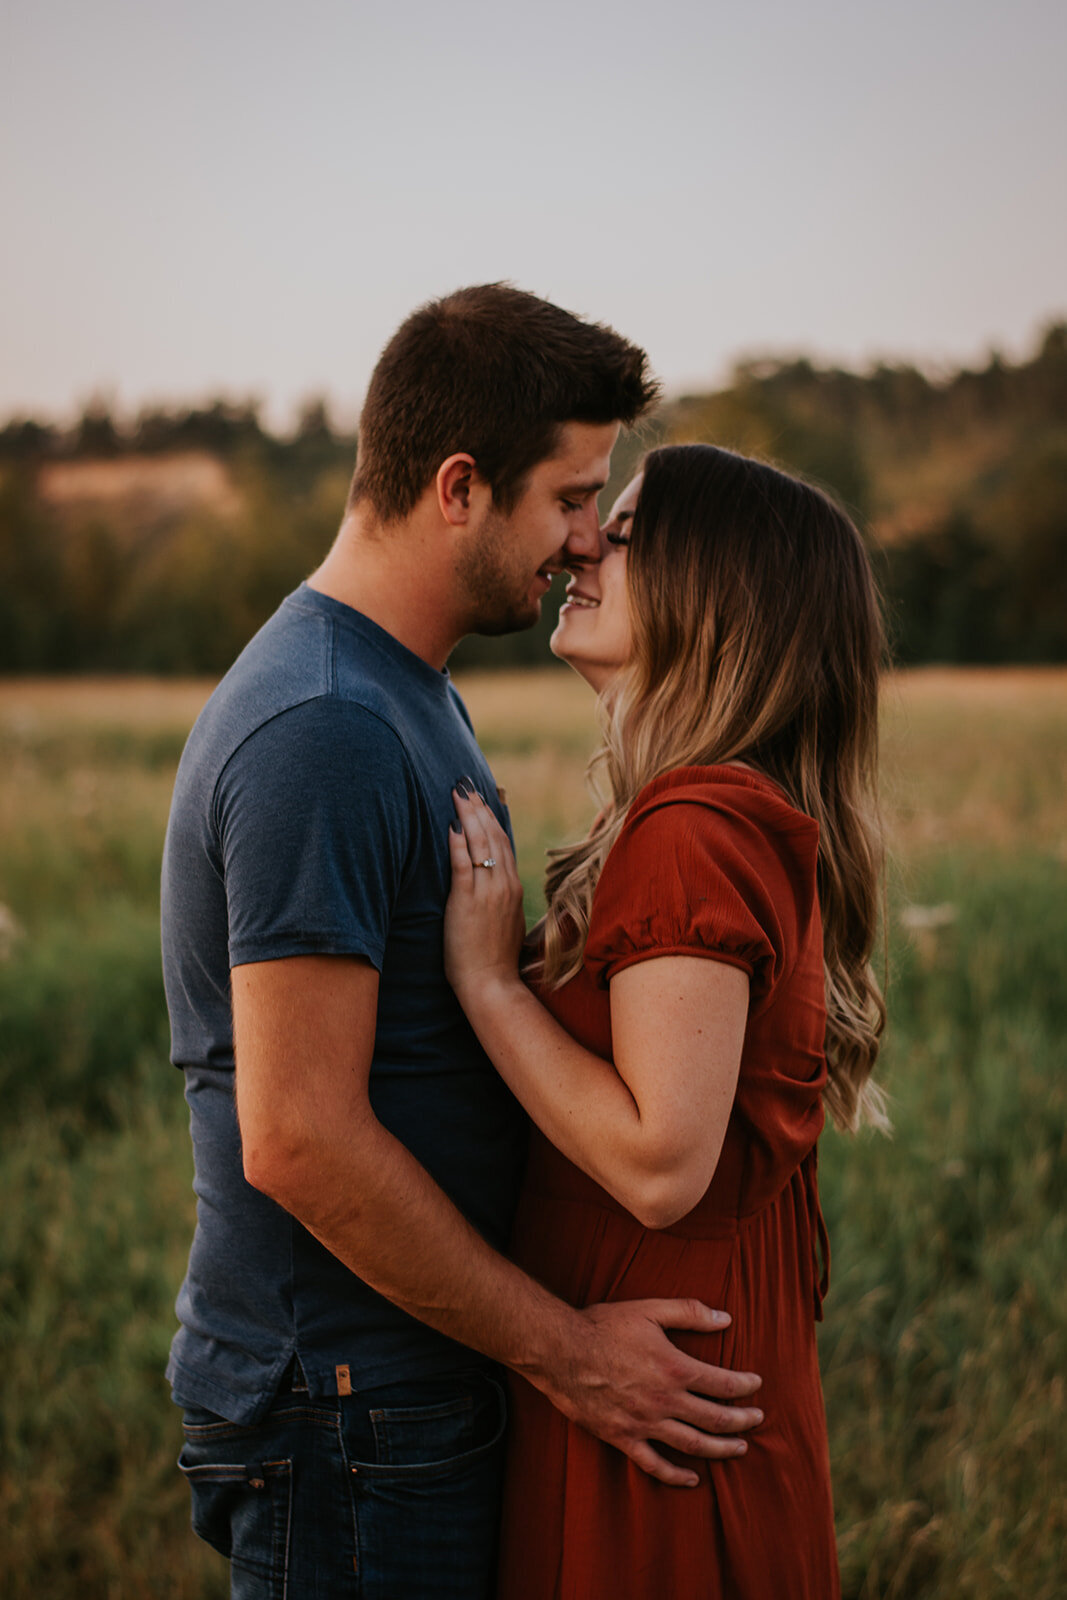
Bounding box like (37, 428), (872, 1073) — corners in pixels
(162, 284), (887, 1598)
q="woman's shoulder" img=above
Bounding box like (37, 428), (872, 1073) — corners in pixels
(621, 764), (819, 857)
(584, 765), (820, 995)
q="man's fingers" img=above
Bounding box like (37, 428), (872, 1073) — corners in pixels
(623, 1439), (702, 1489)
(650, 1418), (750, 1460)
(679, 1359), (762, 1402)
(648, 1296), (731, 1334)
(640, 1298), (762, 1399)
(672, 1395), (763, 1435)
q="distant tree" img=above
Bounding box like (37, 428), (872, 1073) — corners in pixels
(983, 438), (1067, 659)
(0, 418), (59, 463)
(2, 319), (1064, 671)
(162, 399), (267, 459)
(75, 398), (122, 457)
(882, 513), (1005, 663)
(285, 397), (354, 487)
(295, 397), (334, 442)
(665, 372), (870, 518)
(0, 470), (66, 667)
(1021, 322), (1067, 419)
(131, 406), (181, 454)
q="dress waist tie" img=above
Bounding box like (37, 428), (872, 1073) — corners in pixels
(802, 1143), (831, 1322)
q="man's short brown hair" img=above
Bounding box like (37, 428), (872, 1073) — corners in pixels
(347, 284), (659, 522)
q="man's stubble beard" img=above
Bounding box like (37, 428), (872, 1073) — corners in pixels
(454, 506), (542, 638)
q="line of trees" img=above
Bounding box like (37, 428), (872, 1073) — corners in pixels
(1, 325), (1065, 672)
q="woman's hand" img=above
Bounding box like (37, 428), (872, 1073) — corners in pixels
(444, 784), (527, 1005)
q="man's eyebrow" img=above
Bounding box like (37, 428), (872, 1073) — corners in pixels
(559, 477), (607, 497)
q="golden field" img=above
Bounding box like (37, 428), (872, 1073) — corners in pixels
(0, 667), (1064, 1599)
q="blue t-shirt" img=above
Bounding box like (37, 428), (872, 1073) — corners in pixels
(161, 584), (527, 1423)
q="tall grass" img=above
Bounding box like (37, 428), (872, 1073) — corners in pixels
(0, 670), (1064, 1598)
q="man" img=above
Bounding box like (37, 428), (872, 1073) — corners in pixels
(162, 285), (762, 1598)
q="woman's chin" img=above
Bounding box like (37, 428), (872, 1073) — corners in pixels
(550, 638), (615, 695)
(548, 625), (573, 666)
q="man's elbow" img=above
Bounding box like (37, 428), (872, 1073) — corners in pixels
(241, 1122), (311, 1207)
(240, 1101), (379, 1221)
(239, 1097), (329, 1210)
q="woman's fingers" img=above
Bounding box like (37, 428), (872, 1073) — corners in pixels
(453, 785), (517, 879)
(453, 787), (495, 872)
(445, 785), (525, 994)
(447, 816), (474, 882)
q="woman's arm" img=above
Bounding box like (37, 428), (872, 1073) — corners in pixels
(445, 790), (748, 1229)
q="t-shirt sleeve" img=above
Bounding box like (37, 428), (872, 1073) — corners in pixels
(216, 698), (417, 970)
(584, 798), (805, 1003)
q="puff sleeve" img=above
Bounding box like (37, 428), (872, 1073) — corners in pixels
(584, 774), (819, 1009)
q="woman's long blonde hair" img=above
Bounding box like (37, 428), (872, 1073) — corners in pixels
(535, 444), (889, 1133)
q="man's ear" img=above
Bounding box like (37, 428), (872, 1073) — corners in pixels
(435, 454), (480, 526)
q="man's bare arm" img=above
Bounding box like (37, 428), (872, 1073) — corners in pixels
(233, 954), (762, 1487)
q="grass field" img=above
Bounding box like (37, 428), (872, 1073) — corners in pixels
(1, 668), (1064, 1598)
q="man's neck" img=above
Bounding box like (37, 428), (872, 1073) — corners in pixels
(307, 509), (463, 671)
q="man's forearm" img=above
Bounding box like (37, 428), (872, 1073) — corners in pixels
(253, 1107), (582, 1396)
(233, 954), (762, 1485)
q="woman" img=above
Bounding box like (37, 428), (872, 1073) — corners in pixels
(444, 445), (888, 1598)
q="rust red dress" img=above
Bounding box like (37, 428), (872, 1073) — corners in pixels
(497, 766), (840, 1600)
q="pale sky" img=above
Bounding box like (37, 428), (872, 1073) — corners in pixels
(2, 0), (1064, 427)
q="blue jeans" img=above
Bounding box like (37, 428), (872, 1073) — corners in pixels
(178, 1366), (507, 1599)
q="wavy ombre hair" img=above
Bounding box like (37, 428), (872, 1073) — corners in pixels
(536, 444), (889, 1133)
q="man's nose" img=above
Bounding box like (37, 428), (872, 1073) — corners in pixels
(563, 502), (603, 565)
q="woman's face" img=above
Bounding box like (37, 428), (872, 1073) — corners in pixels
(550, 472), (640, 691)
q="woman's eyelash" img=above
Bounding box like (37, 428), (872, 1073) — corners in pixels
(605, 531), (631, 547)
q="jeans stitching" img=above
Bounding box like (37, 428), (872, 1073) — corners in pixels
(275, 1456), (292, 1600)
(350, 1377), (507, 1479)
(336, 1403), (361, 1586)
(182, 1405), (339, 1440)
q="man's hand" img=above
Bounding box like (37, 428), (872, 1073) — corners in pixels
(537, 1298), (763, 1488)
(234, 957), (762, 1489)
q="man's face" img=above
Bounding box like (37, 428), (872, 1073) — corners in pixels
(455, 421), (619, 636)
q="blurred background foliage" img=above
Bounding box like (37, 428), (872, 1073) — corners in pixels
(2, 322), (1065, 674)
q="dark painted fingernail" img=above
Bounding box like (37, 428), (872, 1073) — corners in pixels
(450, 820), (461, 834)
(455, 779), (472, 797)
